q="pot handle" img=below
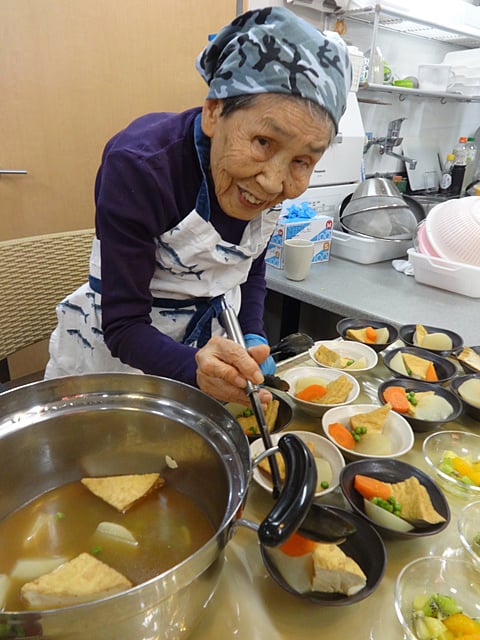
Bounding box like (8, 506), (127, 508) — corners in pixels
(257, 433), (317, 547)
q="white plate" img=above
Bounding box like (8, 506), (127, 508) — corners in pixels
(281, 366), (360, 417)
(309, 339), (378, 374)
(321, 403), (415, 462)
(250, 430), (345, 497)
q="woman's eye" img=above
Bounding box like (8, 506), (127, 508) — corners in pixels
(294, 158), (311, 168)
(256, 137), (269, 147)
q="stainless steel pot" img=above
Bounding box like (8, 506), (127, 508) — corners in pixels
(0, 374), (315, 640)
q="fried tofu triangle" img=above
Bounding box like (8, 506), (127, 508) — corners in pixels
(21, 553), (132, 609)
(81, 473), (165, 512)
(311, 543), (366, 596)
(390, 477), (445, 526)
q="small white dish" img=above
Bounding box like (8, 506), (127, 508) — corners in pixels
(308, 339), (378, 374)
(281, 366), (360, 418)
(321, 403), (415, 462)
(250, 430), (345, 498)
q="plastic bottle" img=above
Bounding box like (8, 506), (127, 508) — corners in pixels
(439, 154), (455, 193)
(462, 137), (478, 192)
(449, 137), (467, 196)
(472, 125), (480, 182)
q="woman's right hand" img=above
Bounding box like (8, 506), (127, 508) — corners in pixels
(195, 335), (272, 406)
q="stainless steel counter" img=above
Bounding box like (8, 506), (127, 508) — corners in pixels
(265, 257), (479, 346)
(189, 352), (480, 640)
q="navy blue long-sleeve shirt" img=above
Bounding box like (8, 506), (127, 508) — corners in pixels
(94, 107), (269, 386)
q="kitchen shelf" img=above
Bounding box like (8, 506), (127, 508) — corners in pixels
(358, 82), (480, 104)
(337, 4), (480, 49)
(336, 4), (480, 103)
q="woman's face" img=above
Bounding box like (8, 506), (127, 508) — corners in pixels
(201, 94), (333, 221)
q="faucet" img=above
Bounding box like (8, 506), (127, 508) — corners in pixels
(364, 117), (418, 170)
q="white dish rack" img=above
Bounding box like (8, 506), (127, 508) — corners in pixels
(407, 248), (480, 298)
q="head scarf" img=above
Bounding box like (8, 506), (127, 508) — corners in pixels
(196, 7), (352, 131)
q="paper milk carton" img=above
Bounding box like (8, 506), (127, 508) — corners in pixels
(265, 203), (334, 269)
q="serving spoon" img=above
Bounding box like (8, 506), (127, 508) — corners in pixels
(270, 332), (315, 362)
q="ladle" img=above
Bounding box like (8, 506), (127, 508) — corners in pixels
(270, 332), (315, 362)
(264, 333), (315, 390)
(254, 446), (356, 544)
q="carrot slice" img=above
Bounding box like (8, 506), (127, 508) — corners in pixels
(425, 362), (438, 382)
(279, 531), (317, 557)
(354, 474), (392, 501)
(382, 386), (410, 414)
(365, 326), (377, 343)
(328, 422), (356, 450)
(295, 384), (327, 402)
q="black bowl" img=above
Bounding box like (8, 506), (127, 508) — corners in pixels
(226, 391), (293, 442)
(261, 505), (386, 605)
(450, 374), (480, 422)
(336, 317), (398, 353)
(398, 323), (463, 357)
(456, 346), (480, 375)
(339, 458), (450, 540)
(383, 346), (458, 385)
(377, 378), (464, 432)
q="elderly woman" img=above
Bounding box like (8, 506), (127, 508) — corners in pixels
(45, 7), (351, 406)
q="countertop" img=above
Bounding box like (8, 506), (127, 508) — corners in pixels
(265, 257), (479, 346)
(189, 352), (480, 640)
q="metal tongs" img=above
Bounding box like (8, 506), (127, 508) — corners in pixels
(219, 296), (283, 498)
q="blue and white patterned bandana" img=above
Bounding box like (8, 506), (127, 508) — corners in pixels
(196, 7), (352, 131)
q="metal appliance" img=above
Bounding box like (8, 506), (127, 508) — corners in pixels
(282, 92), (364, 222)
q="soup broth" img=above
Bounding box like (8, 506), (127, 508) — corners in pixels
(0, 480), (215, 611)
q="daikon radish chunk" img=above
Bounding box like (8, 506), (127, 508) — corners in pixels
(344, 357), (367, 370)
(295, 376), (329, 393)
(95, 522), (138, 546)
(315, 458), (332, 492)
(414, 394), (453, 420)
(24, 513), (59, 547)
(355, 433), (392, 456)
(389, 351), (409, 376)
(375, 327), (389, 344)
(363, 499), (414, 532)
(10, 557), (67, 581)
(421, 332), (453, 351)
(0, 574), (10, 609)
(459, 378), (480, 408)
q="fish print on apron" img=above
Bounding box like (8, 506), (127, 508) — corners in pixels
(45, 206), (279, 378)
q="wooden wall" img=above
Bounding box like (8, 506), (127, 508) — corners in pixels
(1, 0), (237, 240)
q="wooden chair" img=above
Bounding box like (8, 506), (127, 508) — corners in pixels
(0, 228), (94, 388)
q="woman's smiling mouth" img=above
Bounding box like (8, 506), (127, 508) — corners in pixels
(238, 187), (266, 207)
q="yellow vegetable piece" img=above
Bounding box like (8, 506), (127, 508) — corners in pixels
(443, 613), (480, 636)
(452, 457), (474, 478)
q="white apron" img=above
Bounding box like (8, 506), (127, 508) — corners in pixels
(45, 207), (279, 378)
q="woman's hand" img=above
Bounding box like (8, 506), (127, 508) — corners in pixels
(195, 335), (273, 406)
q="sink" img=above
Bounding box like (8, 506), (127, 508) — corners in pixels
(407, 194), (449, 215)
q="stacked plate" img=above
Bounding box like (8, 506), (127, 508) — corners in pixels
(443, 49), (480, 96)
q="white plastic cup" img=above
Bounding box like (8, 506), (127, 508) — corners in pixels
(284, 239), (314, 281)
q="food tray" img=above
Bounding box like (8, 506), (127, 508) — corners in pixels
(407, 248), (480, 298)
(331, 229), (411, 264)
